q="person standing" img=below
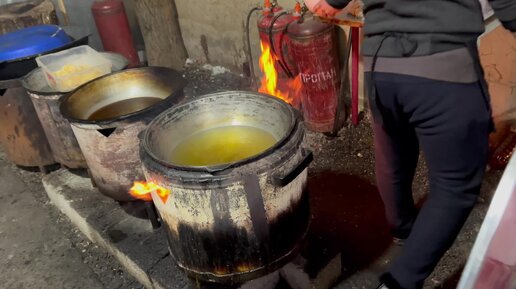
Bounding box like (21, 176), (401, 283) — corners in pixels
(303, 0), (516, 289)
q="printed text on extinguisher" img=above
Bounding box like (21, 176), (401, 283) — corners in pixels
(300, 68), (338, 84)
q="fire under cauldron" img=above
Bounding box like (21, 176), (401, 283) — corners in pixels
(140, 91), (312, 283)
(60, 67), (186, 201)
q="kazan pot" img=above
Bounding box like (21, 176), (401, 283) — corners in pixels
(22, 52), (129, 169)
(140, 91), (313, 283)
(0, 77), (55, 171)
(60, 67), (186, 201)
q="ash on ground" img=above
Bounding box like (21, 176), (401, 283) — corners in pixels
(183, 61), (250, 97)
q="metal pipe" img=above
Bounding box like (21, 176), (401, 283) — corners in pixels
(245, 7), (262, 89)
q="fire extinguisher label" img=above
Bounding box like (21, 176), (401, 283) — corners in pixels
(289, 31), (341, 132)
(300, 68), (338, 84)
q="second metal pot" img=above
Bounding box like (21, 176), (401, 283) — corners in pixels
(22, 52), (129, 169)
(60, 67), (186, 201)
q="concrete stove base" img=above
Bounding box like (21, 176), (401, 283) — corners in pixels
(42, 169), (342, 289)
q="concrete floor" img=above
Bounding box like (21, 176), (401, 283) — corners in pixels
(0, 151), (144, 289)
(0, 154), (100, 288)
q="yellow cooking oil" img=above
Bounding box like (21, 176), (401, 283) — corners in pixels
(169, 125), (277, 166)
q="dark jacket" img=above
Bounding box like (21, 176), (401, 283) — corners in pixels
(327, 0), (516, 56)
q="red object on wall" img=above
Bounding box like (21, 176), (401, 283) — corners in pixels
(287, 15), (342, 133)
(257, 4), (299, 105)
(92, 0), (140, 67)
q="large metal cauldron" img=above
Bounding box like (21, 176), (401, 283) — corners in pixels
(60, 67), (186, 201)
(140, 91), (312, 283)
(22, 52), (129, 169)
(0, 77), (54, 170)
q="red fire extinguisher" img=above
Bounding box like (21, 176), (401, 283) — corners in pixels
(257, 0), (300, 107)
(287, 13), (343, 133)
(92, 0), (140, 67)
(257, 1), (297, 76)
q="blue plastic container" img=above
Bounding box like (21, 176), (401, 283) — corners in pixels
(0, 25), (72, 62)
(0, 25), (83, 80)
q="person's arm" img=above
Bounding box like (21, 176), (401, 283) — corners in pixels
(304, 0), (360, 17)
(488, 0), (516, 32)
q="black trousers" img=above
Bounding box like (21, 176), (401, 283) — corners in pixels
(367, 72), (491, 289)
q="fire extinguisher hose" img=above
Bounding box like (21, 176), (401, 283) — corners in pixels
(246, 6), (263, 89)
(268, 12), (295, 78)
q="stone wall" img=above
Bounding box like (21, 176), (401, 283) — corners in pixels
(174, 0), (298, 72)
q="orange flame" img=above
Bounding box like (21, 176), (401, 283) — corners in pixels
(290, 74), (303, 100)
(129, 181), (171, 204)
(258, 41), (303, 106)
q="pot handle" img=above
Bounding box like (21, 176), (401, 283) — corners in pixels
(271, 150), (313, 187)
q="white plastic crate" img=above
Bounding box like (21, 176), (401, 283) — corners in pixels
(36, 45), (111, 92)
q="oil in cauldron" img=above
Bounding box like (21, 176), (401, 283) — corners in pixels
(169, 125), (277, 167)
(88, 97), (162, 121)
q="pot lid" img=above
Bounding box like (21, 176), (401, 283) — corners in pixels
(0, 25), (72, 62)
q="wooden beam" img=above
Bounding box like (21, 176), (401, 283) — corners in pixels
(134, 0), (188, 70)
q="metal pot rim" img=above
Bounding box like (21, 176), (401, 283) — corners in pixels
(142, 91), (299, 174)
(59, 66), (187, 126)
(22, 68), (65, 97)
